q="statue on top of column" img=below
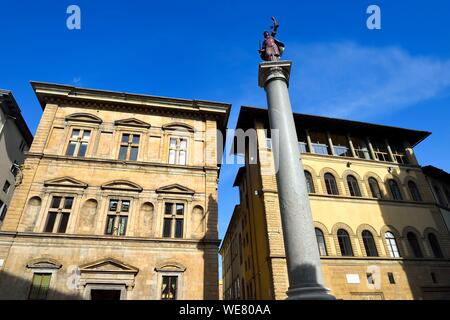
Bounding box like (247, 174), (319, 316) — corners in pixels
(259, 16), (285, 61)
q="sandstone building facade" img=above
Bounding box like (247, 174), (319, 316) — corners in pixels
(0, 82), (230, 300)
(220, 106), (450, 300)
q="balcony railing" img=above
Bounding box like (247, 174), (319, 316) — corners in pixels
(333, 146), (350, 157)
(312, 143), (329, 155)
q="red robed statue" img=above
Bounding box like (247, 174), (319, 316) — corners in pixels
(259, 16), (285, 61)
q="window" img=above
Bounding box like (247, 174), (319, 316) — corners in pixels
(266, 138), (272, 150)
(408, 181), (422, 202)
(44, 196), (74, 233)
(337, 229), (353, 256)
(384, 232), (401, 257)
(352, 136), (371, 160)
(304, 171), (315, 193)
(239, 234), (243, 264)
(298, 142), (307, 154)
(10, 161), (19, 177)
(362, 230), (378, 257)
(428, 233), (444, 258)
(387, 272), (396, 284)
(315, 228), (327, 256)
(3, 180), (11, 194)
(389, 142), (408, 164)
(330, 134), (351, 157)
(66, 128), (91, 157)
(105, 199), (130, 236)
(163, 202), (185, 238)
(0, 200), (7, 222)
(28, 273), (51, 300)
(433, 185), (446, 206)
(388, 179), (403, 200)
(368, 177), (382, 199)
(366, 273), (375, 285)
(324, 173), (339, 195)
(430, 272), (438, 284)
(346, 175), (361, 197)
(309, 131), (329, 155)
(371, 140), (391, 162)
(118, 133), (140, 161)
(168, 137), (188, 165)
(407, 232), (423, 258)
(161, 276), (178, 300)
(298, 130), (309, 153)
(19, 140), (27, 152)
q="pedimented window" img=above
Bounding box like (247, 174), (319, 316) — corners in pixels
(78, 258), (139, 300)
(114, 118), (151, 129)
(65, 113), (103, 124)
(27, 258), (62, 270)
(44, 177), (88, 189)
(156, 184), (194, 195)
(155, 262), (186, 300)
(101, 180), (143, 192)
(162, 122), (195, 133)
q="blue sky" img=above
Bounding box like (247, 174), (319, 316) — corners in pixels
(1, 1), (450, 256)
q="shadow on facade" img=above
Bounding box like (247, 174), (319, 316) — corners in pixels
(376, 167), (450, 300)
(0, 270), (81, 300)
(200, 194), (219, 300)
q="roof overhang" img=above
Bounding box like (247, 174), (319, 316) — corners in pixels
(0, 89), (34, 145)
(234, 106), (431, 153)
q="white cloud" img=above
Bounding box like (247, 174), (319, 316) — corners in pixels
(282, 42), (450, 119)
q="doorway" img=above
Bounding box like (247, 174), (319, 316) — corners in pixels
(90, 289), (121, 300)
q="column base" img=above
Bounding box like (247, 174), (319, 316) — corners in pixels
(286, 285), (336, 300)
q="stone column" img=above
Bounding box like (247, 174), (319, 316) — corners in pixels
(258, 61), (334, 300)
(347, 134), (357, 158)
(385, 139), (396, 163)
(366, 138), (377, 160)
(326, 131), (335, 156)
(305, 129), (314, 154)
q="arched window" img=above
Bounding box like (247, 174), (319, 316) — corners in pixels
(434, 185), (446, 206)
(304, 171), (315, 194)
(362, 230), (378, 257)
(445, 188), (450, 206)
(384, 231), (401, 257)
(428, 233), (444, 258)
(315, 228), (327, 256)
(407, 232), (423, 258)
(346, 175), (362, 197)
(388, 179), (403, 200)
(408, 181), (422, 202)
(337, 229), (353, 256)
(324, 173), (339, 195)
(368, 177), (382, 199)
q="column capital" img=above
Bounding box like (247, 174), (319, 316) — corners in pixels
(258, 61), (292, 88)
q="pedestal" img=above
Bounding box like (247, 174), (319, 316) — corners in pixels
(258, 61), (335, 300)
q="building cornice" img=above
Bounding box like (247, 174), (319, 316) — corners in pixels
(25, 152), (220, 173)
(30, 81), (231, 133)
(0, 231), (221, 246)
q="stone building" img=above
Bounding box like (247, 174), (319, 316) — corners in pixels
(0, 82), (230, 300)
(0, 90), (33, 225)
(220, 106), (450, 300)
(423, 166), (450, 235)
